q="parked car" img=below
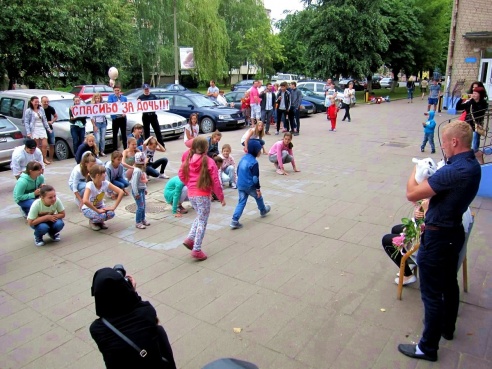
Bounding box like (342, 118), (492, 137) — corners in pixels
(156, 83), (190, 92)
(0, 89), (114, 160)
(297, 81), (327, 97)
(231, 80), (255, 92)
(271, 73), (299, 85)
(299, 100), (315, 117)
(70, 85), (114, 101)
(123, 89), (187, 140)
(224, 91), (244, 109)
(0, 114), (24, 165)
(125, 89), (245, 134)
(338, 79), (365, 91)
(361, 78), (381, 90)
(380, 78), (394, 88)
(297, 89), (326, 113)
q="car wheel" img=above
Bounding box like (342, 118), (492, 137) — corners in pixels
(55, 139), (71, 160)
(200, 117), (215, 134)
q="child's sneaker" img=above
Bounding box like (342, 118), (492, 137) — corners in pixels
(136, 223), (146, 229)
(178, 205), (188, 214)
(34, 236), (45, 247)
(231, 182), (237, 189)
(421, 148), (425, 152)
(142, 219), (151, 226)
(275, 131), (279, 135)
(89, 221), (101, 231)
(183, 238), (194, 250)
(431, 150), (436, 154)
(260, 205), (271, 218)
(276, 168), (284, 175)
(49, 233), (61, 242)
(191, 249), (207, 261)
(99, 222), (109, 230)
(230, 220), (243, 229)
(333, 129), (336, 132)
(20, 208), (27, 219)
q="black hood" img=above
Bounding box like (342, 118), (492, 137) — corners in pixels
(91, 267), (141, 318)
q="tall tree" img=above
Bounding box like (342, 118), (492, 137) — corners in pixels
(379, 0), (423, 90)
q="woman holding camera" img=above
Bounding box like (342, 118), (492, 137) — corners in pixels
(90, 267), (177, 369)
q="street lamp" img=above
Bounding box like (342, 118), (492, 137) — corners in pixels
(174, 0), (179, 84)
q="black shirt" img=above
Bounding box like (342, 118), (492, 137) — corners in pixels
(138, 93), (158, 115)
(43, 105), (56, 128)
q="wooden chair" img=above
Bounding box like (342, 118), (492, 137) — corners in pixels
(397, 215), (474, 300)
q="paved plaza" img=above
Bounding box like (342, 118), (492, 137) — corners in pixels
(0, 99), (491, 369)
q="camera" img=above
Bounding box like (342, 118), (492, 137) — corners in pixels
(113, 264), (132, 287)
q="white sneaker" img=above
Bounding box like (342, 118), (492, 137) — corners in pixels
(396, 264), (416, 277)
(394, 275), (417, 285)
(158, 174), (170, 179)
(231, 183), (237, 189)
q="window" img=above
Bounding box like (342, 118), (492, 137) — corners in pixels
(0, 98), (11, 116)
(84, 87), (94, 94)
(303, 83), (314, 91)
(11, 99), (25, 119)
(174, 96), (191, 107)
(94, 86), (107, 93)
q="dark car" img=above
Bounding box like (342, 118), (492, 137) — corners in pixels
(338, 79), (365, 91)
(156, 83), (190, 92)
(299, 100), (315, 117)
(297, 88), (326, 113)
(70, 85), (114, 101)
(232, 79), (255, 91)
(130, 90), (245, 134)
(224, 91), (245, 110)
(361, 78), (381, 90)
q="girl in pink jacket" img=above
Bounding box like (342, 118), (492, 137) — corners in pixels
(178, 137), (225, 260)
(268, 132), (301, 175)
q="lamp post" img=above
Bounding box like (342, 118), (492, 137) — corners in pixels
(173, 0), (179, 84)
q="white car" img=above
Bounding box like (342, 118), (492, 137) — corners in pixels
(380, 78), (393, 88)
(0, 89), (114, 160)
(125, 111), (186, 140)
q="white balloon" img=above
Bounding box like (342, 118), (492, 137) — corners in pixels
(109, 79), (115, 88)
(108, 67), (119, 80)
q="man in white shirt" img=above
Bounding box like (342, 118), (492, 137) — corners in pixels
(11, 139), (45, 179)
(260, 83), (275, 135)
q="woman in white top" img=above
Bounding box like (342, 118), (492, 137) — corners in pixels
(23, 96), (52, 165)
(342, 81), (355, 122)
(183, 113), (200, 148)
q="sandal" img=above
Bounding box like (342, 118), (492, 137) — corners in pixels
(136, 223), (146, 229)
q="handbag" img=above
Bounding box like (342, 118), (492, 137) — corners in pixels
(101, 318), (169, 363)
(470, 105), (486, 136)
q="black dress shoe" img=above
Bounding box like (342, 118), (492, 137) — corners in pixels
(398, 344), (437, 362)
(441, 332), (454, 340)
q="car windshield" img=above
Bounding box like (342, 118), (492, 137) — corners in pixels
(189, 95), (216, 107)
(50, 99), (87, 120)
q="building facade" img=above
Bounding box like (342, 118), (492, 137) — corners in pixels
(445, 0), (492, 105)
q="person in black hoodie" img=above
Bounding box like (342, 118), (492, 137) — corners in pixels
(90, 267), (176, 369)
(456, 86), (489, 152)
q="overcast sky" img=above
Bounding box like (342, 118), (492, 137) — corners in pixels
(264, 0), (305, 23)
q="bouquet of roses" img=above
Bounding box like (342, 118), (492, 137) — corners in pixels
(391, 211), (425, 260)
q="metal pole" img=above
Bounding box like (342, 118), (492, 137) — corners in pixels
(173, 0), (179, 84)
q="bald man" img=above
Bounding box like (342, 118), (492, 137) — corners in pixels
(398, 120), (481, 362)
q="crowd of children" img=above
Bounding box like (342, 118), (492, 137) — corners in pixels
(13, 113), (303, 261)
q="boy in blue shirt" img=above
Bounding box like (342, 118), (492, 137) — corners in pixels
(230, 140), (271, 229)
(421, 110), (436, 153)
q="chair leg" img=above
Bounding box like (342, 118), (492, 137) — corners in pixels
(463, 256), (468, 293)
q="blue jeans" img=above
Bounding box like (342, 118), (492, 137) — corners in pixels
(407, 88), (414, 100)
(46, 126), (55, 145)
(76, 181), (86, 198)
(421, 132), (435, 151)
(31, 219), (65, 239)
(417, 227), (465, 357)
(221, 165), (236, 185)
(232, 188), (267, 222)
(472, 131), (480, 152)
(261, 109), (273, 132)
(112, 177), (129, 189)
(18, 198), (36, 215)
(94, 122), (107, 153)
(293, 107), (301, 132)
(70, 125), (85, 154)
(133, 189), (146, 223)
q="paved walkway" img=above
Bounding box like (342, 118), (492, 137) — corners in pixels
(0, 98), (491, 369)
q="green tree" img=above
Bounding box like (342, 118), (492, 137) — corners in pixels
(278, 1), (389, 80)
(413, 0), (452, 77)
(380, 0), (423, 90)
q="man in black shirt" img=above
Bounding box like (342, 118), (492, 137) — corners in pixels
(138, 84), (164, 146)
(41, 96), (58, 161)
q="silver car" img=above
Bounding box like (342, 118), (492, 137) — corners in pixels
(0, 89), (114, 160)
(0, 114), (25, 165)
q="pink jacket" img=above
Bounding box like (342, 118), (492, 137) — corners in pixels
(249, 86), (261, 105)
(178, 153), (224, 200)
(268, 141), (295, 170)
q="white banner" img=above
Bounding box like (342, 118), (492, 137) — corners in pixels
(71, 100), (170, 117)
